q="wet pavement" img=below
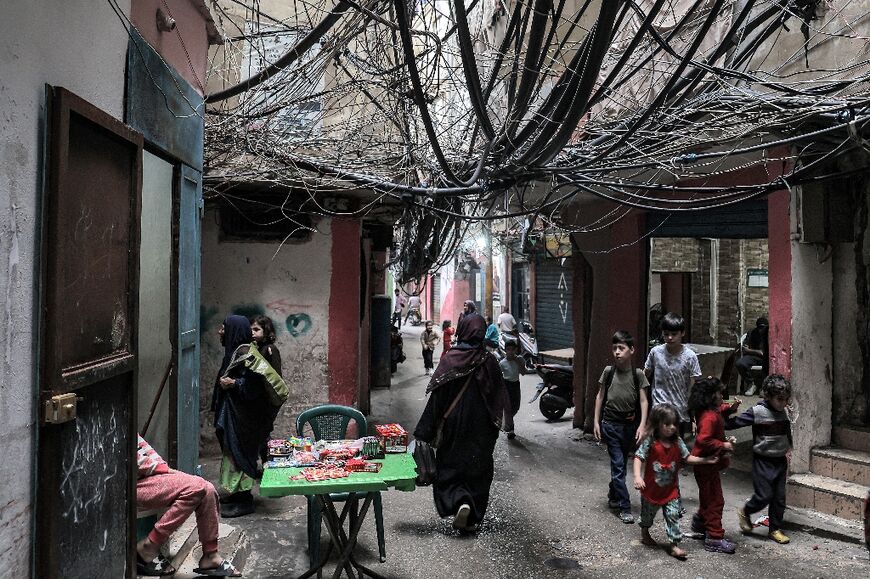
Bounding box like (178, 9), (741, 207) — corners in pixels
(199, 325), (869, 578)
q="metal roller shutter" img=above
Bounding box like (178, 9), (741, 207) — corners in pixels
(535, 255), (573, 351)
(432, 275), (441, 323)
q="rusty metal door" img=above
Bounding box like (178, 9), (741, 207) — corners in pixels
(36, 87), (143, 578)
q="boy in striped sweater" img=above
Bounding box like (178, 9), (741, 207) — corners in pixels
(725, 374), (793, 545)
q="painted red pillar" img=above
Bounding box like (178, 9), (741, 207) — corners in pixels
(767, 188), (792, 377)
(329, 218), (361, 406)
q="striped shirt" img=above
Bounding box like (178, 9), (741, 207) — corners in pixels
(137, 434), (169, 478)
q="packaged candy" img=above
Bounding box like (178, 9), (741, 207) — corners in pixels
(375, 423), (408, 453)
(361, 436), (384, 459)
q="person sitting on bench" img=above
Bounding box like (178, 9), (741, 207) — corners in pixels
(737, 317), (768, 396)
(136, 434), (241, 577)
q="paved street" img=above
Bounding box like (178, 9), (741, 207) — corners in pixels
(200, 326), (869, 578)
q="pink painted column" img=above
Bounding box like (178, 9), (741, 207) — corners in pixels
(328, 219), (361, 406)
(767, 188), (792, 377)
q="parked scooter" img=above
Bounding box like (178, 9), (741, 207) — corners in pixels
(529, 362), (574, 420)
(406, 307), (422, 326)
(495, 320), (539, 371)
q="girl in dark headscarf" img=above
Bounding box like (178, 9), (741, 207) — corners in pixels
(212, 315), (273, 517)
(414, 313), (507, 532)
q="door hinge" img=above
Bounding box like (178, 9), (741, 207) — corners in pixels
(43, 393), (81, 424)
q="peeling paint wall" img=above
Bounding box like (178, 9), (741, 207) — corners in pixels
(0, 0), (130, 573)
(199, 209), (332, 450)
(789, 187), (833, 473)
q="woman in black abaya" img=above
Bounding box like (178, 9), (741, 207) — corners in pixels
(212, 315), (273, 517)
(414, 313), (506, 532)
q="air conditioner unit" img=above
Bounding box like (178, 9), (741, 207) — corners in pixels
(797, 180), (855, 243)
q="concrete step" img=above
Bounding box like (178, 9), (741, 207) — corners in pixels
(810, 446), (870, 486)
(185, 522), (249, 579)
(139, 521), (250, 579)
(787, 472), (867, 522)
(832, 425), (870, 453)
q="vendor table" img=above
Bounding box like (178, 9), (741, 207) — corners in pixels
(260, 453), (417, 579)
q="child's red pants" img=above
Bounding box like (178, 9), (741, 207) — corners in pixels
(693, 466), (725, 539)
(136, 470), (220, 553)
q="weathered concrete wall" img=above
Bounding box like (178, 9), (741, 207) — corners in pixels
(789, 187), (833, 473)
(832, 241), (863, 427)
(199, 210), (332, 448)
(0, 0), (131, 573)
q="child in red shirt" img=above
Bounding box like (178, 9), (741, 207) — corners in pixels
(441, 320), (454, 356)
(634, 404), (718, 560)
(689, 377), (740, 554)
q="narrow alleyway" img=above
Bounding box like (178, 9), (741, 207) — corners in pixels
(194, 327), (868, 579)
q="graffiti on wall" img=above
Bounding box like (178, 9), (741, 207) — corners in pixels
(200, 300), (315, 339)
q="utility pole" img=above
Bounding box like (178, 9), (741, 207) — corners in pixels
(484, 225), (493, 319)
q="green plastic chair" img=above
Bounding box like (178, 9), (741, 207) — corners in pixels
(296, 404), (386, 567)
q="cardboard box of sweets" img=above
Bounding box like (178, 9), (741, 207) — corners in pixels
(375, 423), (408, 453)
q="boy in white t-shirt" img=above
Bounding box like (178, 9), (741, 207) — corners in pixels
(644, 312), (701, 438)
(499, 339), (527, 439)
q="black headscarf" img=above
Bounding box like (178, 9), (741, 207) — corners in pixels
(212, 315), (252, 412)
(427, 313), (505, 425)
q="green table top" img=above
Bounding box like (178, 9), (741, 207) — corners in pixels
(259, 453), (418, 497)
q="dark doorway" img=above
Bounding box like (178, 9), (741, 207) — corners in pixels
(36, 87), (142, 578)
(659, 273), (693, 340)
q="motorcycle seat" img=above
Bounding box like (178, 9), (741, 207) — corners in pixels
(543, 363), (574, 372)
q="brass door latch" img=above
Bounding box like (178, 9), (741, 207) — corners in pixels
(44, 393), (81, 424)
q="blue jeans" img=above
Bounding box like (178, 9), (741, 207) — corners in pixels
(602, 420), (637, 511)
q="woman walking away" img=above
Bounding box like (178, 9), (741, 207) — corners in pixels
(414, 313), (506, 532)
(212, 315), (277, 518)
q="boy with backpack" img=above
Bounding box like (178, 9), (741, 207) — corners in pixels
(594, 330), (650, 524)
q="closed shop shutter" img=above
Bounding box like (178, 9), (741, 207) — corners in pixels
(535, 255), (573, 351)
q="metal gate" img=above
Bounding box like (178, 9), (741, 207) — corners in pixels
(535, 255), (574, 351)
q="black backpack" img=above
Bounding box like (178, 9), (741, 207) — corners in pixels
(602, 365), (644, 423)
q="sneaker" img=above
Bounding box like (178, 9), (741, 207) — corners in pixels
(736, 508), (753, 533)
(768, 530), (790, 544)
(618, 510), (635, 524)
(744, 385), (757, 396)
(607, 499), (620, 510)
(704, 538), (737, 554)
(691, 513), (706, 537)
(453, 504), (471, 530)
(506, 431), (516, 440)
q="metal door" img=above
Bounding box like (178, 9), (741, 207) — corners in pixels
(175, 165), (202, 473)
(36, 87), (143, 577)
(535, 255), (574, 351)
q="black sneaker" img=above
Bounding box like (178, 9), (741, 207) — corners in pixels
(506, 431), (516, 440)
(607, 500), (620, 510)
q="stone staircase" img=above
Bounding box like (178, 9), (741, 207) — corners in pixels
(137, 517), (250, 579)
(787, 426), (870, 522)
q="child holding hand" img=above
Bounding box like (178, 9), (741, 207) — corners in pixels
(688, 377), (741, 554)
(634, 404), (718, 560)
(726, 374), (794, 544)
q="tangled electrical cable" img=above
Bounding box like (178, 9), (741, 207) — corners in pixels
(203, 0), (870, 281)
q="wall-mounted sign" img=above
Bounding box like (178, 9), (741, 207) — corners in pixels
(747, 268), (768, 288)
